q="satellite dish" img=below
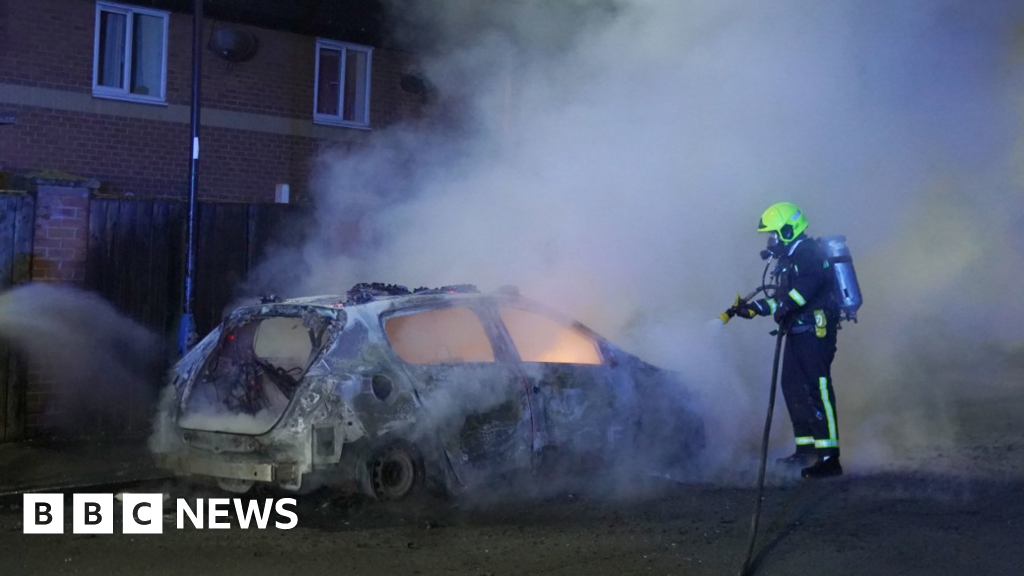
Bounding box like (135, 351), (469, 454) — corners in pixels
(400, 73), (432, 96)
(208, 28), (259, 63)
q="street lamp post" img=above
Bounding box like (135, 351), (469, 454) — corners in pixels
(177, 0), (203, 356)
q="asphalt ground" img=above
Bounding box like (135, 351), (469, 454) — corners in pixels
(0, 392), (1021, 576)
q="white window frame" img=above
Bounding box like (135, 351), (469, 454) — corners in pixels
(313, 39), (373, 129)
(92, 1), (169, 105)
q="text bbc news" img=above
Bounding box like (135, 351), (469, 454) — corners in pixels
(22, 494), (298, 534)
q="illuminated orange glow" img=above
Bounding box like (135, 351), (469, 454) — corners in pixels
(386, 307), (495, 364)
(499, 307), (602, 365)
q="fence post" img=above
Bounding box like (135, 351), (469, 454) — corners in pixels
(18, 174), (97, 437)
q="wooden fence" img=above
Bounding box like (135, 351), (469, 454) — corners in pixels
(86, 199), (304, 340)
(82, 198), (305, 433)
(0, 195), (304, 439)
(0, 192), (35, 442)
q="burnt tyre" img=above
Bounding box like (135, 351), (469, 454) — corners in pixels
(370, 441), (425, 501)
(216, 478), (255, 494)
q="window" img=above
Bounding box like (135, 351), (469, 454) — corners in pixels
(180, 313), (332, 435)
(385, 308), (494, 364)
(314, 39), (372, 128)
(252, 317), (315, 374)
(499, 307), (602, 365)
(93, 2), (169, 104)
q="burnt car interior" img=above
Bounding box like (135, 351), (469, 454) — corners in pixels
(179, 312), (330, 433)
(498, 306), (602, 365)
(385, 306), (495, 364)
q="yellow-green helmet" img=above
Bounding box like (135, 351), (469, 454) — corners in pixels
(757, 202), (808, 243)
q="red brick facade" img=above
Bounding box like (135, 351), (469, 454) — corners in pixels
(14, 184), (93, 435)
(1, 107), (331, 203)
(31, 185), (91, 286)
(0, 0), (436, 438)
(0, 0), (432, 202)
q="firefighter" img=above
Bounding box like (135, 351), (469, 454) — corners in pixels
(732, 202), (842, 478)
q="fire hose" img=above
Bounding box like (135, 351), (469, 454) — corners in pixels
(736, 323), (786, 576)
(717, 277), (786, 576)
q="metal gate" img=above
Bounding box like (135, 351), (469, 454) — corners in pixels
(0, 192), (35, 442)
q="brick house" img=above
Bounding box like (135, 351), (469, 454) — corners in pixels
(0, 0), (436, 439)
(0, 0), (431, 203)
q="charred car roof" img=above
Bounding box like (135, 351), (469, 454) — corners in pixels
(237, 284), (570, 319)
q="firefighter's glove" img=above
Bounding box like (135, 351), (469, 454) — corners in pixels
(733, 302), (759, 320)
(773, 305), (793, 325)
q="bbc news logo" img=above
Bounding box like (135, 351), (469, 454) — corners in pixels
(23, 494), (298, 534)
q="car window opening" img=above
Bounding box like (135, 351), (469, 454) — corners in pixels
(179, 314), (329, 434)
(385, 307), (495, 364)
(499, 307), (602, 365)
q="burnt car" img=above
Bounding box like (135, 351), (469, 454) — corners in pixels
(154, 283), (704, 500)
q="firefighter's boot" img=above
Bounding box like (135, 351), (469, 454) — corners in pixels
(776, 451), (816, 467)
(801, 455), (843, 478)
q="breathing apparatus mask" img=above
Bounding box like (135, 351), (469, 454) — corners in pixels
(761, 232), (785, 260)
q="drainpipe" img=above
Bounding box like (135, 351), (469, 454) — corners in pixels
(177, 0), (203, 356)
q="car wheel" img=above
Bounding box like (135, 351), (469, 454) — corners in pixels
(369, 441), (425, 501)
(216, 478), (255, 494)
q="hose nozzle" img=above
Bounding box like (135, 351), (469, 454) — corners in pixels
(719, 293), (743, 325)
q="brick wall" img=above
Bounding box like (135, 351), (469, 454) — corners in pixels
(24, 184), (93, 433)
(0, 0), (423, 115)
(1, 107), (188, 197)
(0, 106), (329, 202)
(31, 185), (90, 285)
(0, 0), (95, 94)
(0, 0), (435, 202)
(24, 367), (61, 434)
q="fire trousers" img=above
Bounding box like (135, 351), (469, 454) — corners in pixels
(781, 327), (839, 458)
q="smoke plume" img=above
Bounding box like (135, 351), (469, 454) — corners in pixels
(0, 283), (165, 432)
(246, 0), (1024, 481)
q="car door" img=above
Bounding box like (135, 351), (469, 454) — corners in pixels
(495, 304), (632, 462)
(382, 303), (532, 487)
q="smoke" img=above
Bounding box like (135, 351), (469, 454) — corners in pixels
(0, 283), (166, 432)
(246, 0), (1024, 482)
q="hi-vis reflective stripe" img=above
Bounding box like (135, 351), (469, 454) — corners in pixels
(767, 298), (778, 313)
(817, 376), (838, 448)
(795, 436), (815, 446)
(788, 289), (806, 306)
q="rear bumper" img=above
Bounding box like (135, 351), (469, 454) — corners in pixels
(157, 452), (301, 487)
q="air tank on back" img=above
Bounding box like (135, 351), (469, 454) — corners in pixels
(818, 235), (863, 322)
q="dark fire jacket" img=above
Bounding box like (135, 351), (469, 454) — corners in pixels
(753, 235), (837, 331)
